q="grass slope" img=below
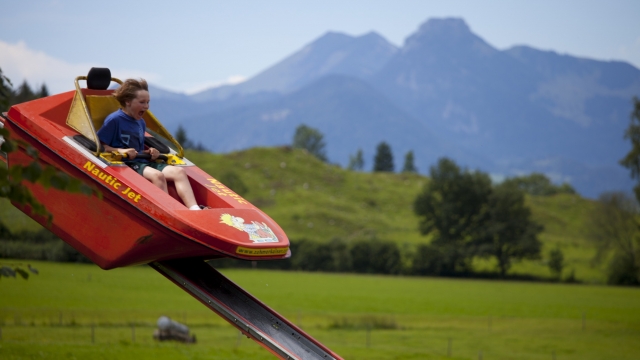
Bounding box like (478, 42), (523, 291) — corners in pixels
(1, 147), (606, 282)
(0, 261), (638, 359)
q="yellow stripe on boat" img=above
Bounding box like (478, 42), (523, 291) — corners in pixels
(236, 246), (288, 256)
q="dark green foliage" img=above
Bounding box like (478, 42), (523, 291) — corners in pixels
(219, 171), (249, 196)
(373, 142), (394, 172)
(414, 158), (492, 272)
(174, 124), (207, 151)
(502, 173), (575, 196)
(607, 253), (640, 285)
(0, 229), (91, 264)
(292, 124), (327, 162)
(412, 244), (448, 275)
(38, 84), (49, 98)
(0, 67), (12, 111)
(548, 247), (565, 279)
(620, 97), (640, 203)
(480, 182), (543, 276)
(0, 138), (97, 219)
(402, 151), (417, 173)
(350, 239), (401, 274)
(211, 238), (400, 275)
(291, 239), (336, 271)
(588, 192), (640, 285)
(348, 149), (364, 171)
(8, 80), (50, 106)
(0, 68), (95, 219)
(414, 158), (542, 276)
(0, 220), (11, 239)
(175, 124), (188, 146)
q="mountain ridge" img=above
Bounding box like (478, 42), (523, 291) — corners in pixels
(148, 17), (639, 197)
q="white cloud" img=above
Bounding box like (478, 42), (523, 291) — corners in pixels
(0, 40), (159, 95)
(617, 36), (640, 68)
(181, 75), (247, 95)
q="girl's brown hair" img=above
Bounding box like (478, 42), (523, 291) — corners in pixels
(113, 78), (148, 107)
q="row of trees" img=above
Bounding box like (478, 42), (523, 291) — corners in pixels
(0, 73), (49, 109)
(291, 124), (417, 173)
(600, 96), (640, 285)
(212, 236), (563, 279)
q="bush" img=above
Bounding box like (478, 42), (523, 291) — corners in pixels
(411, 244), (445, 275)
(0, 229), (91, 263)
(350, 239), (401, 275)
(607, 253), (640, 286)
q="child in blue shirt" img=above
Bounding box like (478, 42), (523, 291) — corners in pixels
(97, 78), (202, 210)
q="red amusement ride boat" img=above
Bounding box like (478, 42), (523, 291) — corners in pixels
(0, 68), (342, 360)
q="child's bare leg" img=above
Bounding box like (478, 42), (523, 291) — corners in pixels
(161, 166), (198, 209)
(143, 167), (168, 192)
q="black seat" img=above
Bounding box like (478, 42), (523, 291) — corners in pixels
(73, 134), (105, 152)
(87, 68), (111, 90)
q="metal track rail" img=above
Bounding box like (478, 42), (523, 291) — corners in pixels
(150, 259), (341, 360)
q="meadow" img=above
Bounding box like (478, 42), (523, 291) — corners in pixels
(1, 261), (638, 359)
(0, 147), (609, 283)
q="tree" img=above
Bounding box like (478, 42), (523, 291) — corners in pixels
(373, 142), (394, 172)
(292, 124), (327, 162)
(348, 149), (364, 171)
(12, 80), (37, 105)
(479, 182), (543, 276)
(587, 192), (640, 285)
(413, 158), (492, 273)
(1, 67), (95, 219)
(350, 239), (401, 275)
(548, 247), (565, 279)
(174, 124), (192, 148)
(502, 173), (575, 196)
(38, 84), (49, 98)
(402, 150), (417, 173)
(0, 67), (12, 110)
(620, 97), (640, 203)
(174, 124), (206, 151)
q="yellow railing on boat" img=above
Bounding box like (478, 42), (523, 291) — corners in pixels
(66, 76), (185, 159)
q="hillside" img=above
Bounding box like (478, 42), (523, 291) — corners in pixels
(148, 17), (640, 198)
(0, 147), (607, 282)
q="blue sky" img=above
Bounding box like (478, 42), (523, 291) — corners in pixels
(2, 0), (640, 94)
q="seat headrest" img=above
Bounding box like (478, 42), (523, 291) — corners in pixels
(87, 67), (111, 90)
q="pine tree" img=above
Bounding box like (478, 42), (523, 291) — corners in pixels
(373, 142), (394, 172)
(175, 124), (194, 149)
(0, 67), (12, 111)
(38, 84), (49, 98)
(12, 80), (36, 104)
(348, 149), (364, 171)
(402, 150), (417, 173)
(620, 97), (640, 203)
(292, 124), (327, 162)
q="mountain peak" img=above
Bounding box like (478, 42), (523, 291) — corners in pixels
(400, 17), (496, 57)
(417, 17), (471, 36)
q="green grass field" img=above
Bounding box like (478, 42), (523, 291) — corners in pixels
(0, 147), (611, 283)
(1, 261), (638, 359)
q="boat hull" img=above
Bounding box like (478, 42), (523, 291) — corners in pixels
(1, 91), (290, 269)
